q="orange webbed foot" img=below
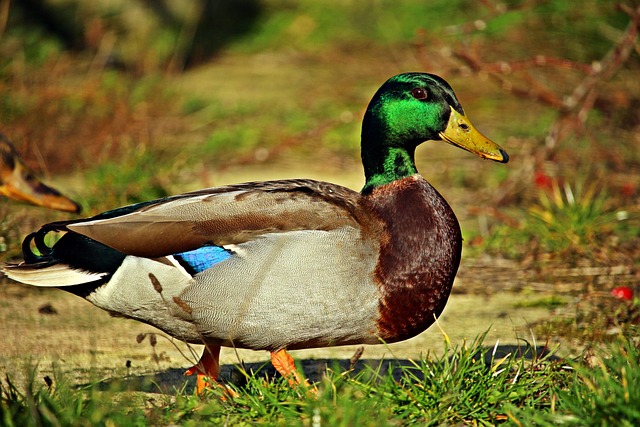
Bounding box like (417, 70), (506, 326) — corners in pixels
(184, 345), (223, 395)
(270, 349), (317, 395)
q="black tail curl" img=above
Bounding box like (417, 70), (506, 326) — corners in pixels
(21, 222), (72, 265)
(22, 232), (40, 263)
(22, 230), (54, 265)
(21, 224), (127, 276)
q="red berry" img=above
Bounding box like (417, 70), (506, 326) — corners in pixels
(611, 286), (634, 301)
(620, 183), (635, 197)
(534, 171), (553, 190)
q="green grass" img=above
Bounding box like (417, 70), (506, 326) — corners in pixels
(82, 142), (173, 213)
(477, 173), (636, 264)
(3, 334), (640, 426)
(526, 179), (621, 253)
(509, 336), (640, 426)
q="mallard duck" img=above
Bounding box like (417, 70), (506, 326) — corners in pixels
(0, 133), (81, 213)
(3, 73), (507, 393)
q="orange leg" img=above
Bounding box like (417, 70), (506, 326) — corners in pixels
(270, 349), (314, 391)
(184, 344), (221, 394)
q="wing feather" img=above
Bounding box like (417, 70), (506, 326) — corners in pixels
(62, 180), (364, 257)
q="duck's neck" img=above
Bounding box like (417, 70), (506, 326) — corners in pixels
(360, 113), (419, 194)
(361, 145), (418, 194)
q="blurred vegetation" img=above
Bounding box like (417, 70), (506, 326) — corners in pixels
(1, 0), (640, 424)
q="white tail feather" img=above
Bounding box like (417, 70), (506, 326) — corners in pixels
(2, 264), (106, 287)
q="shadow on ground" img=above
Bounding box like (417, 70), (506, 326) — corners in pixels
(91, 344), (558, 395)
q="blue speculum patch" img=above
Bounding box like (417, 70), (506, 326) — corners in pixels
(174, 245), (232, 274)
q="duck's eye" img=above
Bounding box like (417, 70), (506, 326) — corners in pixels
(411, 88), (428, 100)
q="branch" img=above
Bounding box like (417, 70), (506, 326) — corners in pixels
(415, 2), (640, 148)
(565, 4), (640, 111)
(546, 4), (640, 146)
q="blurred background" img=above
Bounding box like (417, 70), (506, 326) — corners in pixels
(0, 0), (639, 375)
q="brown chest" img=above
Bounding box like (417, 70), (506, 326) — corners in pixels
(361, 176), (462, 342)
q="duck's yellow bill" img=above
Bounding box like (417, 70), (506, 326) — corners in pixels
(0, 161), (81, 213)
(438, 107), (509, 163)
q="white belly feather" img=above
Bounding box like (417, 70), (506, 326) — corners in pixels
(89, 227), (381, 350)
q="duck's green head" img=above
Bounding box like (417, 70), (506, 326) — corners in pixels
(361, 72), (508, 193)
